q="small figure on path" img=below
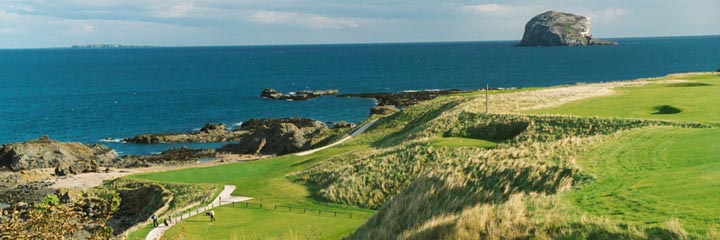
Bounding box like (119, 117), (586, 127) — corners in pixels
(151, 214), (158, 227)
(206, 210), (216, 222)
(163, 219), (169, 227)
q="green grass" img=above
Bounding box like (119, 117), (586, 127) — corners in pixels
(129, 143), (374, 239)
(525, 74), (720, 123)
(430, 137), (498, 148)
(568, 127), (720, 234)
(128, 225), (154, 240)
(164, 205), (368, 240)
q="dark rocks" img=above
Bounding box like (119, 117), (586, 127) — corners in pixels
(338, 89), (469, 107)
(219, 117), (328, 155)
(114, 147), (217, 168)
(261, 88), (339, 101)
(55, 160), (100, 176)
(332, 121), (356, 129)
(0, 181), (54, 205)
(199, 123), (227, 133)
(124, 123), (247, 143)
(0, 137), (119, 172)
(371, 105), (401, 116)
(517, 11), (617, 47)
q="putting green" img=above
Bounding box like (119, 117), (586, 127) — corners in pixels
(526, 74), (720, 123)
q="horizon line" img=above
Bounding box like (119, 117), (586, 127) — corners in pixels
(1, 34), (718, 50)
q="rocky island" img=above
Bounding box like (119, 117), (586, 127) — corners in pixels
(517, 11), (617, 47)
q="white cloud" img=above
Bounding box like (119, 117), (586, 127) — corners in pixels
(82, 24), (95, 32)
(251, 10), (361, 29)
(582, 8), (629, 22)
(462, 4), (511, 14)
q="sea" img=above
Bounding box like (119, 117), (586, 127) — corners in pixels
(1, 35), (718, 155)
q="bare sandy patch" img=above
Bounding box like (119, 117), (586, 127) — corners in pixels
(45, 154), (271, 190)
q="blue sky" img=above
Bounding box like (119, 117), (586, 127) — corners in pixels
(0, 0), (718, 48)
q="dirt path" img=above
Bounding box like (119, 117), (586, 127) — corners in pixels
(146, 185), (251, 240)
(295, 118), (379, 156)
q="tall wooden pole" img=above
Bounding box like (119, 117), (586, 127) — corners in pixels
(485, 83), (489, 114)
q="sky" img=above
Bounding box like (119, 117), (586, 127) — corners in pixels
(0, 0), (718, 48)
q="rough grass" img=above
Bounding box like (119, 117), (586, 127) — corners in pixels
(429, 137), (497, 148)
(128, 72), (718, 239)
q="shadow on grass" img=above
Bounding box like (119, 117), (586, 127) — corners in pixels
(665, 82), (713, 87)
(653, 105), (682, 114)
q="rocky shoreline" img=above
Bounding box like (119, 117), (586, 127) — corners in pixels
(261, 88), (338, 101)
(338, 89), (471, 107)
(0, 87), (457, 227)
(124, 123), (246, 143)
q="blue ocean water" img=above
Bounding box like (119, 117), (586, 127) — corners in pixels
(1, 36), (718, 155)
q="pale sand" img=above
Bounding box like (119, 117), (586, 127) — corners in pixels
(47, 154), (271, 190)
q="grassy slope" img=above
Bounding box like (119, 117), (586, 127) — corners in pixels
(569, 127), (720, 234)
(126, 73), (719, 239)
(525, 74), (720, 124)
(129, 144), (375, 239)
(528, 73), (720, 234)
(430, 137), (498, 148)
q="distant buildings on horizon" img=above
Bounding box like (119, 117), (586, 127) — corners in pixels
(70, 44), (154, 49)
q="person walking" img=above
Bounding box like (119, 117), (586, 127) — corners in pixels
(209, 210), (216, 222)
(151, 214), (159, 227)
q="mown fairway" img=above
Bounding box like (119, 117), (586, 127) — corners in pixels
(529, 73), (720, 234)
(164, 204), (367, 239)
(130, 144), (375, 239)
(526, 74), (720, 123)
(569, 127), (720, 234)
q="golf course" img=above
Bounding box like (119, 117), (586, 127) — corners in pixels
(128, 72), (719, 239)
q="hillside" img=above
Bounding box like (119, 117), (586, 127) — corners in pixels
(127, 72), (719, 239)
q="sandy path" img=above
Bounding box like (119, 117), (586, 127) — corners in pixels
(295, 119), (379, 156)
(46, 154), (270, 190)
(48, 169), (141, 189)
(146, 185), (251, 240)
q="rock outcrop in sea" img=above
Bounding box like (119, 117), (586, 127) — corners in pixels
(261, 88), (339, 101)
(115, 147), (217, 168)
(517, 11), (617, 47)
(0, 136), (118, 172)
(124, 123), (246, 143)
(219, 117), (328, 155)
